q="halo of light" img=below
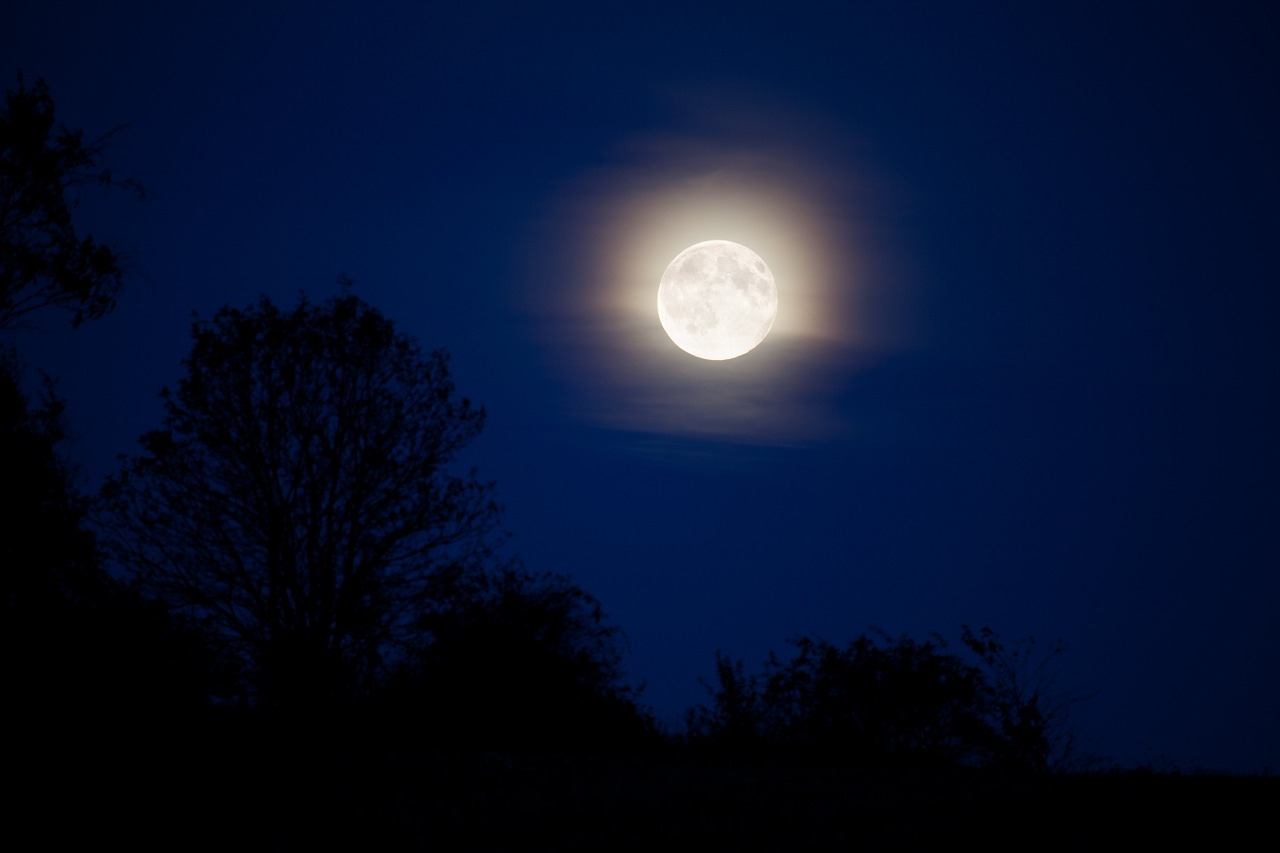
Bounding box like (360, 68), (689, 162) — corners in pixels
(515, 92), (917, 444)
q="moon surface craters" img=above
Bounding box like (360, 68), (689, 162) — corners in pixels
(657, 240), (777, 360)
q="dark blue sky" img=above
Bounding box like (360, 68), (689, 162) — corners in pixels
(5, 1), (1278, 772)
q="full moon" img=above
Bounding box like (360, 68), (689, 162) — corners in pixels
(657, 240), (778, 360)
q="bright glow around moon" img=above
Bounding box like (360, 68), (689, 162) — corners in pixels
(517, 91), (918, 443)
(657, 240), (777, 360)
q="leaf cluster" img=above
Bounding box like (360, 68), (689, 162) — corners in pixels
(0, 73), (144, 330)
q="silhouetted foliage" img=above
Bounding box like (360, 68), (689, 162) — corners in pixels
(689, 631), (992, 767)
(685, 651), (763, 749)
(382, 564), (656, 752)
(0, 72), (144, 330)
(0, 347), (97, 614)
(688, 627), (1089, 772)
(1, 351), (218, 739)
(98, 290), (503, 711)
(960, 624), (1097, 772)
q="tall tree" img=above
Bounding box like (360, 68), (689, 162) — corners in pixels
(0, 348), (96, 614)
(2, 350), (218, 736)
(98, 290), (502, 710)
(0, 72), (143, 330)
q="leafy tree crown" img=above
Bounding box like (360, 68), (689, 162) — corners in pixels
(99, 290), (501, 708)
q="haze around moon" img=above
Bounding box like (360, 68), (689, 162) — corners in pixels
(657, 240), (778, 360)
(518, 94), (918, 443)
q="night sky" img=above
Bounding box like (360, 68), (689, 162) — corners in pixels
(4, 1), (1277, 773)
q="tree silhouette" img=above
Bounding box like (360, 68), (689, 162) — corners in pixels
(2, 350), (218, 745)
(960, 624), (1097, 772)
(1, 347), (97, 623)
(384, 565), (655, 752)
(686, 628), (1099, 771)
(98, 289), (502, 711)
(685, 651), (763, 749)
(0, 72), (144, 330)
(773, 633), (993, 766)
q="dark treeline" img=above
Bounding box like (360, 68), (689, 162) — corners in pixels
(685, 627), (1093, 773)
(6, 72), (1276, 847)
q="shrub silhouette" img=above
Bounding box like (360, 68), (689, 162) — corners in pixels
(689, 627), (1086, 771)
(960, 624), (1096, 772)
(686, 651), (763, 749)
(382, 565), (655, 753)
